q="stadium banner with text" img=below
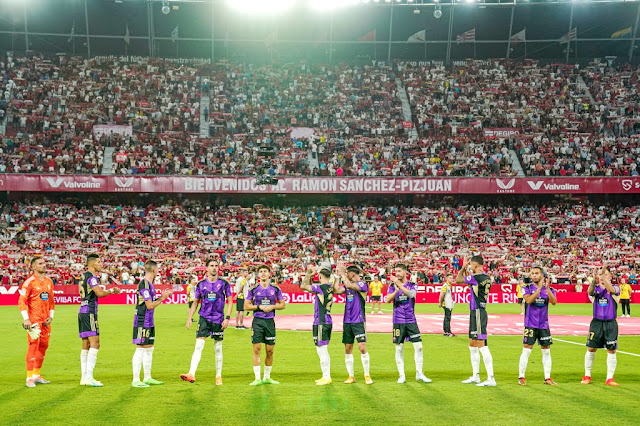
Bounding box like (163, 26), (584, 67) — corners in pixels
(483, 128), (521, 138)
(3, 175), (640, 194)
(1, 285), (638, 305)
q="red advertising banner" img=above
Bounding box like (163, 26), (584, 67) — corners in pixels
(2, 285), (638, 305)
(3, 175), (640, 194)
(402, 121), (414, 128)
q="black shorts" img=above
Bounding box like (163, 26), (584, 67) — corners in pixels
(371, 296), (381, 302)
(393, 322), (421, 344)
(132, 326), (155, 345)
(517, 298), (524, 304)
(252, 317), (276, 345)
(313, 324), (332, 346)
(469, 309), (488, 341)
(196, 317), (224, 341)
(78, 313), (99, 338)
(236, 297), (245, 312)
(188, 301), (193, 309)
(523, 327), (553, 346)
(586, 318), (618, 350)
(343, 322), (367, 344)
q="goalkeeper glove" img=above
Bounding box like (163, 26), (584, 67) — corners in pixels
(28, 324), (41, 340)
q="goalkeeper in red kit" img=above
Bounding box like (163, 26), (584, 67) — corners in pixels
(18, 257), (55, 388)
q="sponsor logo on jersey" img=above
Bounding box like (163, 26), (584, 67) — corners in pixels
(40, 292), (50, 301)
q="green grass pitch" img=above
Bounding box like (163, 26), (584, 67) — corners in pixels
(0, 303), (638, 425)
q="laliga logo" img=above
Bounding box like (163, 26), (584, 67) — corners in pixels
(496, 178), (516, 193)
(114, 177), (135, 192)
(46, 177), (65, 188)
(621, 179), (639, 191)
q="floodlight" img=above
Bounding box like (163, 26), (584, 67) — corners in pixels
(162, 0), (170, 15)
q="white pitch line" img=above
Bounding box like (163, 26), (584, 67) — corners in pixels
(555, 338), (640, 357)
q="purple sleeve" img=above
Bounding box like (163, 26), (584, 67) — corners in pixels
(464, 275), (478, 286)
(522, 285), (531, 296)
(550, 287), (556, 296)
(88, 276), (100, 288)
(386, 284), (395, 297)
(224, 282), (232, 298)
(194, 283), (202, 300)
(140, 287), (153, 301)
(276, 287), (284, 301)
(246, 288), (254, 302)
(357, 281), (368, 292)
(612, 285), (620, 296)
(407, 282), (417, 292)
(310, 284), (322, 294)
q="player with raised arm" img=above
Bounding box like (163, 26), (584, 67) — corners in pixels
(386, 264), (431, 384)
(456, 255), (496, 387)
(518, 266), (558, 386)
(244, 264), (286, 386)
(180, 258), (232, 385)
(18, 257), (55, 388)
(582, 267), (621, 386)
(131, 260), (173, 388)
(300, 262), (334, 385)
(334, 264), (373, 385)
(77, 254), (121, 387)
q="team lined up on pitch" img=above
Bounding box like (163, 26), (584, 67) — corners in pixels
(18, 255), (622, 387)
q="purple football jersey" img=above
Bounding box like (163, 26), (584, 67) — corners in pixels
(592, 285), (620, 321)
(344, 281), (368, 324)
(196, 278), (231, 324)
(388, 281), (417, 324)
(247, 283), (283, 319)
(464, 274), (491, 311)
(133, 278), (156, 328)
(311, 284), (333, 326)
(522, 285), (555, 329)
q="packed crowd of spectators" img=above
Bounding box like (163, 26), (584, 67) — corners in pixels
(2, 54), (640, 177)
(1, 199), (639, 287)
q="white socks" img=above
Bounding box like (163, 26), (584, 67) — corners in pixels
(469, 346), (480, 378)
(518, 347), (532, 378)
(142, 347), (154, 381)
(606, 352), (617, 380)
(80, 349), (89, 382)
(395, 344), (405, 379)
(189, 339), (205, 376)
(345, 353), (355, 377)
(479, 346), (494, 379)
(541, 348), (552, 379)
(413, 342), (424, 374)
(263, 365), (272, 380)
(214, 341), (223, 378)
(361, 352), (370, 377)
(86, 348), (99, 381)
(316, 346), (331, 379)
(253, 366), (261, 381)
(584, 351), (595, 377)
(132, 347), (144, 382)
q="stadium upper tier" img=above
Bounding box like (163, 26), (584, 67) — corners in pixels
(1, 56), (638, 177)
(1, 201), (638, 286)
